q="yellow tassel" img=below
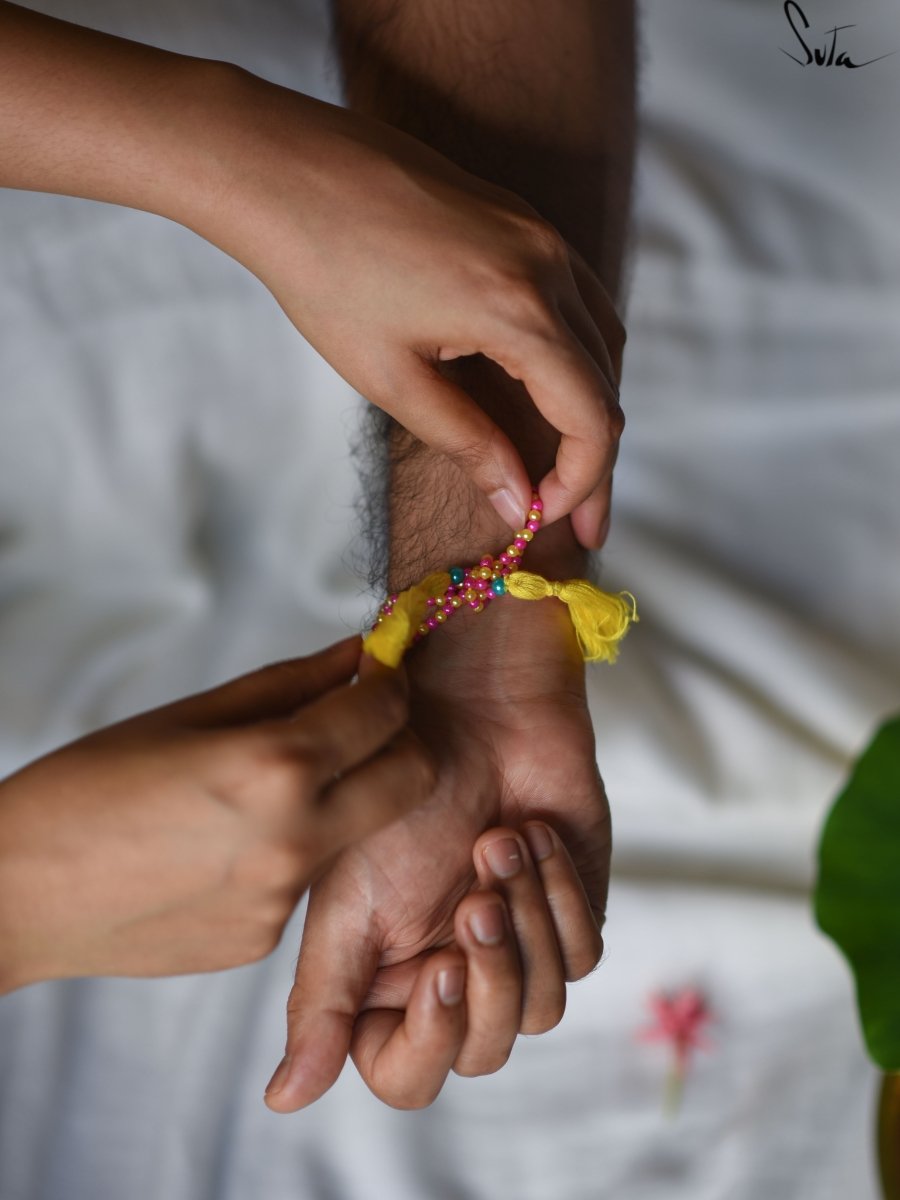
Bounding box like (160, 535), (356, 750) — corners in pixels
(506, 571), (638, 663)
(362, 572), (451, 668)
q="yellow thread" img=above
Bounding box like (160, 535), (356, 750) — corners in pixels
(506, 571), (638, 663)
(363, 567), (636, 667)
(363, 572), (451, 668)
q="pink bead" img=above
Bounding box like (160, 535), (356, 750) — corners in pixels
(500, 565), (510, 576)
(480, 556), (493, 567)
(426, 617), (439, 630)
(499, 553), (510, 564)
(468, 599), (482, 609)
(442, 605), (454, 617)
(475, 578), (489, 592)
(526, 520), (540, 532)
(530, 497), (543, 511)
(514, 537), (527, 551)
(426, 597), (437, 607)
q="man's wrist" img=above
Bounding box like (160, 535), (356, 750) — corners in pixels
(386, 359), (587, 591)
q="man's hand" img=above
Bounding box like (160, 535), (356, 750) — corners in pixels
(0, 638), (434, 993)
(265, 596), (610, 1110)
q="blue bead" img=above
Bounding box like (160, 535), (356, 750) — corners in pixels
(491, 577), (506, 596)
(449, 566), (465, 585)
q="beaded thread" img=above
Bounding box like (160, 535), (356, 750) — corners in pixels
(371, 490), (544, 644)
(364, 488), (637, 668)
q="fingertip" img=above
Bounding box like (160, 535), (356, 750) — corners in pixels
(522, 820), (556, 864)
(435, 959), (466, 1008)
(263, 1032), (347, 1113)
(488, 483), (530, 532)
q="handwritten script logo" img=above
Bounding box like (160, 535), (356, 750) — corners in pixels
(781, 1), (896, 68)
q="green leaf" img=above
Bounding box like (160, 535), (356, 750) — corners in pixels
(815, 715), (900, 1070)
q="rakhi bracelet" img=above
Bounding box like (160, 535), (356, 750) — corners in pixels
(363, 488), (638, 669)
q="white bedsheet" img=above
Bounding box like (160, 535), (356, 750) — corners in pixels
(1, 1), (897, 1197)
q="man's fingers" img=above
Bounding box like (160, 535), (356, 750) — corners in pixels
(172, 636), (363, 728)
(521, 821), (604, 981)
(350, 950), (467, 1109)
(264, 886), (381, 1113)
(473, 829), (566, 1035)
(315, 729), (436, 856)
(382, 354), (532, 530)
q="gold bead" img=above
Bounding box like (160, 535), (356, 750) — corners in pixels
(478, 566), (492, 580)
(435, 610), (448, 624)
(470, 601), (484, 614)
(527, 509), (541, 523)
(492, 567), (502, 579)
(450, 596), (463, 608)
(506, 545), (519, 558)
(417, 623), (430, 636)
(465, 588), (478, 603)
(518, 529), (534, 542)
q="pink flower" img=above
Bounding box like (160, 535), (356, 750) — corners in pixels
(637, 987), (713, 1113)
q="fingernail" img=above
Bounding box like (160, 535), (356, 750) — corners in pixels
(437, 966), (465, 1006)
(483, 837), (522, 879)
(524, 823), (554, 863)
(468, 904), (505, 946)
(265, 1055), (292, 1098)
(489, 487), (524, 530)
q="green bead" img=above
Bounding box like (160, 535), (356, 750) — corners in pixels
(491, 577), (507, 596)
(449, 566), (465, 585)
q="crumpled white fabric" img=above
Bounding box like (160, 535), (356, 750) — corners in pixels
(1, 0), (896, 1197)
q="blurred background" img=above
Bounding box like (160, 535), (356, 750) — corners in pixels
(0, 1), (898, 1197)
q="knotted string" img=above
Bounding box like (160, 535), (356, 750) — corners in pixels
(363, 568), (637, 667)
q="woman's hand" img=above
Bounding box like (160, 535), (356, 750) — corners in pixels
(0, 637), (434, 994)
(194, 73), (625, 546)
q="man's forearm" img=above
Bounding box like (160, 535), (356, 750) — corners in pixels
(333, 0), (637, 578)
(331, 0), (636, 298)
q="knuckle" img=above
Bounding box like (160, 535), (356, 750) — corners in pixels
(446, 427), (500, 481)
(407, 742), (437, 796)
(377, 679), (409, 731)
(266, 743), (321, 798)
(381, 1082), (439, 1111)
(521, 989), (567, 1035)
(608, 401), (626, 440)
(567, 931), (605, 982)
(454, 1044), (513, 1078)
(521, 213), (568, 267)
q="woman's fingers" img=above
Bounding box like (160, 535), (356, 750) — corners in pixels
(349, 950), (467, 1109)
(258, 660), (414, 786)
(491, 319), (623, 537)
(382, 353), (533, 529)
(171, 636), (364, 728)
(315, 728), (436, 855)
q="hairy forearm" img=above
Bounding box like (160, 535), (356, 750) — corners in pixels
(331, 0), (636, 301)
(333, 0), (636, 578)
